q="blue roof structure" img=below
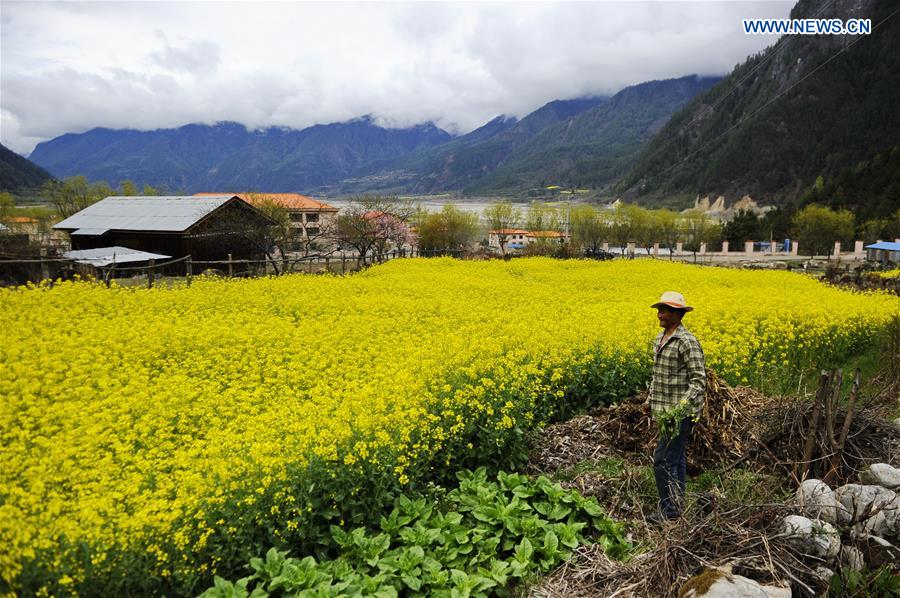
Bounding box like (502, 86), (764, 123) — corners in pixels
(864, 242), (900, 251)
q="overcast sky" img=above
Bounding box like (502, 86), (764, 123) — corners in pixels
(1, 1), (794, 156)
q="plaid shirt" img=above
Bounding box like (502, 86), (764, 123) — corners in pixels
(649, 324), (706, 419)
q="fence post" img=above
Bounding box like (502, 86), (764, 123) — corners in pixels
(341, 255), (346, 274)
(186, 256), (192, 286)
(40, 247), (49, 282)
(227, 254), (233, 277)
(148, 259), (155, 289)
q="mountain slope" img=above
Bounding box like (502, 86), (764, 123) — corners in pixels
(346, 96), (609, 194)
(618, 0), (898, 211)
(29, 118), (452, 193)
(335, 77), (717, 195)
(464, 75), (720, 194)
(0, 143), (54, 193)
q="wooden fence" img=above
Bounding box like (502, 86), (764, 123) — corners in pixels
(0, 248), (465, 288)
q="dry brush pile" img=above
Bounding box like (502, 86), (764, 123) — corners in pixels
(528, 368), (900, 597)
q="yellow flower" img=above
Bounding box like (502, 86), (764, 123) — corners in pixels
(0, 258), (893, 589)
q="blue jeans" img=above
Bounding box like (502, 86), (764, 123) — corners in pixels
(653, 418), (693, 518)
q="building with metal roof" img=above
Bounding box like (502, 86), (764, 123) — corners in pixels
(194, 192), (338, 252)
(55, 196), (237, 236)
(54, 195), (276, 268)
(865, 241), (900, 264)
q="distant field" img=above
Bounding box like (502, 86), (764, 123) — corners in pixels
(1, 258), (895, 594)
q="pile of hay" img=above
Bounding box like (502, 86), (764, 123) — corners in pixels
(534, 502), (826, 598)
(529, 370), (768, 474)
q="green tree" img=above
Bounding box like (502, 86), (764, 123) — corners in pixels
(610, 203), (635, 253)
(525, 201), (561, 233)
(0, 192), (14, 222)
(858, 218), (890, 244)
(43, 175), (112, 219)
(791, 204), (855, 256)
(628, 205), (659, 255)
(569, 204), (607, 253)
(416, 204), (480, 254)
(483, 201), (522, 256)
(886, 209), (900, 241)
(656, 209), (680, 259)
(681, 210), (722, 259)
(723, 209), (763, 246)
(119, 180), (139, 196)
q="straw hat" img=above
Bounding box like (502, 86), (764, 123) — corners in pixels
(651, 291), (694, 312)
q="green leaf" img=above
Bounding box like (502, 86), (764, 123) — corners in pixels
(449, 568), (469, 586)
(401, 573), (422, 591)
(543, 530), (559, 555)
(514, 537), (533, 562)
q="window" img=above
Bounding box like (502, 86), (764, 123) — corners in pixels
(306, 227), (320, 236)
(305, 213), (319, 223)
(290, 213), (304, 222)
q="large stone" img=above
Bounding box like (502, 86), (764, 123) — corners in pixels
(781, 515), (841, 561)
(859, 463), (900, 490)
(679, 567), (790, 598)
(834, 484), (899, 535)
(797, 479), (838, 523)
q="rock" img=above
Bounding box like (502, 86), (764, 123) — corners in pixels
(679, 567), (790, 598)
(893, 417), (900, 429)
(859, 463), (900, 490)
(797, 479), (838, 524)
(834, 484), (899, 535)
(857, 534), (900, 569)
(814, 566), (835, 584)
(781, 515), (841, 561)
(840, 545), (865, 571)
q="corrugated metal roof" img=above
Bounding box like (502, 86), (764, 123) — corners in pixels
(64, 246), (171, 267)
(865, 242), (900, 251)
(54, 196), (237, 234)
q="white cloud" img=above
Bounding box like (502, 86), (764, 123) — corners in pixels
(0, 1), (794, 155)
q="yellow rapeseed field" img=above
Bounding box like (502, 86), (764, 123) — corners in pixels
(1, 258), (896, 593)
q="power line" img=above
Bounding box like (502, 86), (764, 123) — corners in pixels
(684, 0), (837, 129)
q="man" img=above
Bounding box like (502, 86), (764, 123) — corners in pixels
(644, 291), (706, 523)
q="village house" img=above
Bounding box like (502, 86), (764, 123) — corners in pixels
(865, 240), (900, 265)
(194, 192), (338, 251)
(53, 195), (275, 266)
(488, 229), (569, 251)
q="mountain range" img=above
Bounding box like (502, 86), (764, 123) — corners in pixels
(26, 75), (718, 197)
